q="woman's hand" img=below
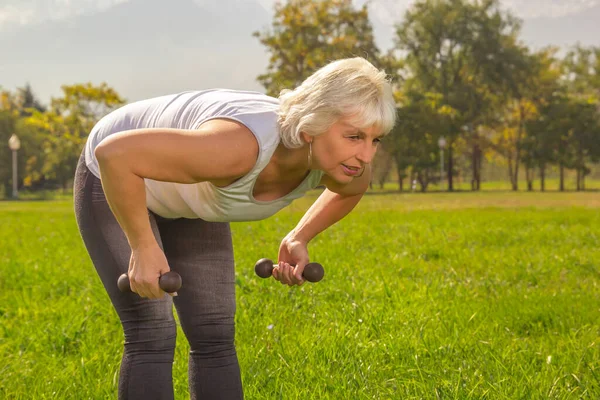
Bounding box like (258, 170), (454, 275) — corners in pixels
(275, 234), (309, 286)
(128, 241), (171, 299)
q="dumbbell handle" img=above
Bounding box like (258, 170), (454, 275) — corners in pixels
(117, 271), (182, 293)
(254, 258), (324, 282)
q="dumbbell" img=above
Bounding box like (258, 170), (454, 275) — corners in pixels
(254, 258), (325, 282)
(117, 271), (182, 293)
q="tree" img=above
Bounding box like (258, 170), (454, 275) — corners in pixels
(0, 108), (19, 197)
(561, 46), (600, 190)
(521, 48), (564, 191)
(24, 83), (125, 191)
(565, 97), (600, 191)
(14, 83), (46, 116)
(0, 85), (53, 195)
(385, 91), (443, 192)
(394, 0), (524, 191)
(254, 0), (381, 96)
(490, 98), (538, 190)
(523, 94), (563, 192)
(370, 147), (394, 190)
(481, 46), (562, 191)
(563, 46), (600, 98)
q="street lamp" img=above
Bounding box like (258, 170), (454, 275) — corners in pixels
(8, 134), (21, 199)
(438, 136), (446, 188)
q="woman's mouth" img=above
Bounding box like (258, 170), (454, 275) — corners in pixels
(341, 164), (361, 176)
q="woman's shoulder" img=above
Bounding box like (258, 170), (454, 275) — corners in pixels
(192, 118), (262, 187)
(196, 118), (260, 151)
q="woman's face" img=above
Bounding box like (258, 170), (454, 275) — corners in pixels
(309, 117), (384, 184)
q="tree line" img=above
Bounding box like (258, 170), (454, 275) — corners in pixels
(0, 83), (124, 195)
(1, 0), (599, 196)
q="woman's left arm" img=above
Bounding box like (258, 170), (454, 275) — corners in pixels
(275, 165), (371, 285)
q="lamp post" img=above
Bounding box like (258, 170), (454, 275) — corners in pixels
(438, 136), (446, 189)
(8, 134), (21, 199)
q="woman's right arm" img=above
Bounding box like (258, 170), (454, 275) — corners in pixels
(94, 119), (258, 298)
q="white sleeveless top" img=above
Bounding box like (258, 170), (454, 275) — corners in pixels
(84, 89), (324, 221)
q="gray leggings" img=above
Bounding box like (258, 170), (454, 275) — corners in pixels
(73, 152), (243, 400)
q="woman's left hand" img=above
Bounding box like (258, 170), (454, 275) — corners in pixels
(275, 234), (309, 286)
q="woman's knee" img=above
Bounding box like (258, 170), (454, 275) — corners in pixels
(187, 321), (236, 357)
(122, 319), (178, 362)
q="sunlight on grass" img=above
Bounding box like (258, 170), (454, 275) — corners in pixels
(1, 191), (599, 398)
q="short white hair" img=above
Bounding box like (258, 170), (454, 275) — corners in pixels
(277, 57), (397, 148)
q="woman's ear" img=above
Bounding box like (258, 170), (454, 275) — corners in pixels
(300, 131), (312, 144)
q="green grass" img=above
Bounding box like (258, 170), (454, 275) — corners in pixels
(372, 178), (600, 192)
(1, 192), (599, 399)
(3, 177), (599, 201)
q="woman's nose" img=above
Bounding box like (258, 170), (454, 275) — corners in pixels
(357, 144), (376, 164)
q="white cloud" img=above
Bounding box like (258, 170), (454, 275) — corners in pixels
(359, 0), (412, 25)
(0, 0), (130, 30)
(0, 0), (597, 33)
(502, 0), (600, 18)
(0, 4), (37, 26)
(362, 0), (600, 22)
(249, 0), (413, 23)
(254, 0), (275, 13)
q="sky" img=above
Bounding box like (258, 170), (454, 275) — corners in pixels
(1, 0), (599, 103)
(1, 0), (599, 27)
(501, 0), (599, 18)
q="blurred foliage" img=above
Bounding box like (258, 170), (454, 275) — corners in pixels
(0, 83), (124, 195)
(1, 0), (599, 196)
(253, 0), (382, 96)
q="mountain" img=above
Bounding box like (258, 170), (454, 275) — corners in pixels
(1, 0), (599, 104)
(0, 0), (271, 102)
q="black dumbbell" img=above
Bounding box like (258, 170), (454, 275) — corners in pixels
(254, 258), (324, 282)
(117, 271), (182, 293)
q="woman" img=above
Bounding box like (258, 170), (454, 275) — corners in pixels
(73, 57), (396, 399)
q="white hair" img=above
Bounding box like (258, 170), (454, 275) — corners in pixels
(277, 57), (397, 148)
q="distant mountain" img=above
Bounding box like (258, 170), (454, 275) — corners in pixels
(0, 0), (271, 102)
(1, 0), (599, 104)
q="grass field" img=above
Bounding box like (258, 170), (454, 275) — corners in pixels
(1, 191), (599, 399)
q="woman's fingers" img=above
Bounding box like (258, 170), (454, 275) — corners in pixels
(282, 263), (300, 286)
(130, 276), (165, 299)
(292, 264), (305, 285)
(272, 264), (280, 281)
(272, 262), (304, 287)
(273, 262), (288, 284)
(283, 263), (294, 286)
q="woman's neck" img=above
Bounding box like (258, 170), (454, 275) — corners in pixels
(270, 142), (310, 177)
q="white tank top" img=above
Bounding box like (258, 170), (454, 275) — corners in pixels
(84, 89), (324, 221)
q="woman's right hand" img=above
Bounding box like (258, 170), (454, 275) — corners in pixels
(128, 242), (171, 299)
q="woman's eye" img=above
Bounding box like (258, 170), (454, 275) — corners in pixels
(348, 135), (360, 140)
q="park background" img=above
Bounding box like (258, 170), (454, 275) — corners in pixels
(2, 0), (600, 196)
(1, 0), (599, 399)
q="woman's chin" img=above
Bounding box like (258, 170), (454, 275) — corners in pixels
(326, 171), (354, 185)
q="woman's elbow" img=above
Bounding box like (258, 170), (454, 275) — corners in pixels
(94, 139), (120, 163)
(94, 144), (108, 162)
